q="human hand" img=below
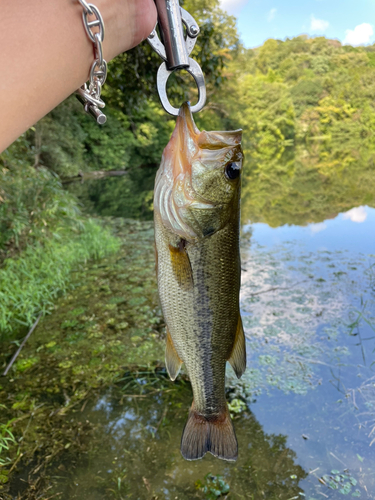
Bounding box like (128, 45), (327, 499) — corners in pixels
(97, 0), (157, 60)
(0, 0), (157, 153)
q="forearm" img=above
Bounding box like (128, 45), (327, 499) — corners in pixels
(0, 0), (156, 153)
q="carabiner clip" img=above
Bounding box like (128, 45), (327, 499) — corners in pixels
(147, 0), (206, 116)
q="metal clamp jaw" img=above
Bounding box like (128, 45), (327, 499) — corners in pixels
(148, 0), (206, 116)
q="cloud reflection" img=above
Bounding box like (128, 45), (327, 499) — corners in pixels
(342, 206), (367, 223)
(310, 222), (327, 234)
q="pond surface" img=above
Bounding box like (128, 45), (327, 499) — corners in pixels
(238, 206), (375, 499)
(59, 164), (375, 499)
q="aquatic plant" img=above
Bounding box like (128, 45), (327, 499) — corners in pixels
(320, 469), (360, 496)
(227, 397), (247, 415)
(196, 474), (230, 499)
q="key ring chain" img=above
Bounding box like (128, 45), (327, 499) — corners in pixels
(75, 0), (107, 124)
(75, 0), (207, 123)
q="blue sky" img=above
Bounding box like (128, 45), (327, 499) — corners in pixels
(219, 0), (375, 48)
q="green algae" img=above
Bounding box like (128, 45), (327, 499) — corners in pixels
(0, 218), (309, 500)
(0, 219), (165, 498)
(0, 218), (374, 499)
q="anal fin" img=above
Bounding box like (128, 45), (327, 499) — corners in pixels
(228, 315), (246, 379)
(165, 328), (183, 381)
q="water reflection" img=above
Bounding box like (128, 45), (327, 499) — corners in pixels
(55, 386), (307, 499)
(240, 146), (375, 227)
(250, 205), (375, 254)
(343, 206), (367, 223)
(66, 165), (156, 221)
(237, 209), (375, 498)
(62, 153), (375, 499)
(65, 147), (375, 230)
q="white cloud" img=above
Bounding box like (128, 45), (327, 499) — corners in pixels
(342, 206), (367, 223)
(310, 222), (327, 234)
(310, 15), (329, 33)
(219, 0), (248, 14)
(343, 23), (373, 46)
(268, 8), (277, 22)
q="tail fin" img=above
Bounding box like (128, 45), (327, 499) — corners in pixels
(180, 404), (238, 461)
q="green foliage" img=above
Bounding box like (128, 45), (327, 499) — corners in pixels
(0, 0), (238, 180)
(290, 79), (323, 114)
(0, 219), (120, 336)
(208, 35), (375, 160)
(67, 165), (156, 220)
(196, 474), (230, 499)
(0, 155), (120, 339)
(1, 99), (175, 179)
(105, 0), (239, 112)
(0, 164), (80, 258)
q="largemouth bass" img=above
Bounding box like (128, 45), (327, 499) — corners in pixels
(154, 103), (246, 461)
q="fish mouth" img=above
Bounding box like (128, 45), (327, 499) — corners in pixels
(177, 102), (200, 145)
(171, 102), (200, 181)
(154, 103), (242, 240)
(154, 103), (214, 240)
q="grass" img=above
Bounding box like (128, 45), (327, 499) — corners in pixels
(0, 411), (16, 467)
(0, 219), (120, 336)
(0, 406), (17, 486)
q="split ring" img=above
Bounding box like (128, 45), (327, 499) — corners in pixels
(156, 58), (206, 116)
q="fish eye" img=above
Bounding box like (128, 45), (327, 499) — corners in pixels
(225, 162), (240, 180)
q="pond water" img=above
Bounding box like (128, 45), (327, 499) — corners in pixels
(60, 163), (375, 500)
(237, 207), (375, 499)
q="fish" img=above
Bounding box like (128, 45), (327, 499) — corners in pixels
(154, 102), (246, 462)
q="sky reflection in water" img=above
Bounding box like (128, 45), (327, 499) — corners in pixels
(248, 205), (375, 254)
(239, 205), (375, 498)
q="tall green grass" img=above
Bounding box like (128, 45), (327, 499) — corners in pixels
(0, 408), (16, 467)
(0, 219), (120, 336)
(0, 164), (121, 337)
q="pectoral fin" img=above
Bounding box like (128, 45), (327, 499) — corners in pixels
(165, 328), (183, 381)
(228, 315), (246, 379)
(169, 240), (193, 290)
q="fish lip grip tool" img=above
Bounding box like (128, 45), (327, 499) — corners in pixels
(147, 0), (207, 116)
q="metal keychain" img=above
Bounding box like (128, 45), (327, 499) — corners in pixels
(75, 0), (107, 124)
(148, 0), (207, 116)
